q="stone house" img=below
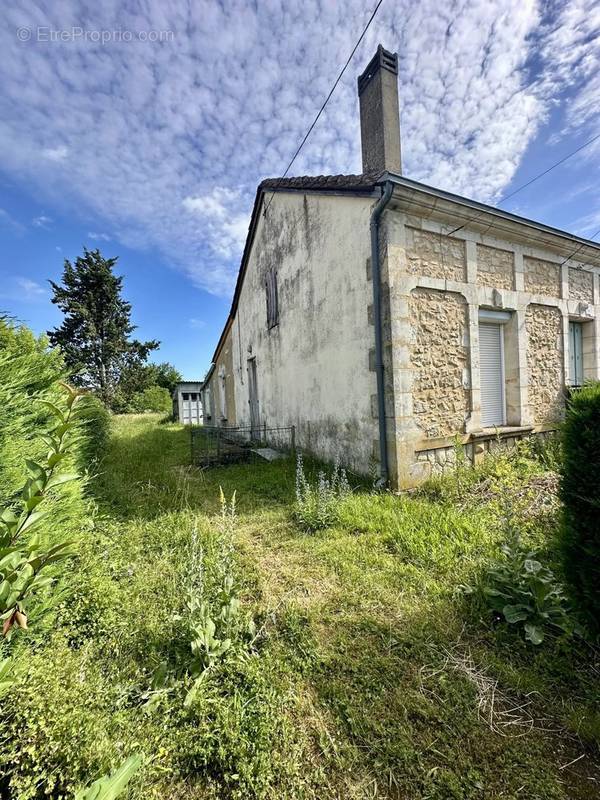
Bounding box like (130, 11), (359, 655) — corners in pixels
(201, 45), (600, 488)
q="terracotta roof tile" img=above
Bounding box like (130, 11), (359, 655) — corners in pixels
(259, 172), (383, 193)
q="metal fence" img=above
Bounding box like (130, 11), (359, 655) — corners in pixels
(191, 424), (296, 468)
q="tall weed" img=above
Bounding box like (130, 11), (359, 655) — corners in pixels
(293, 452), (350, 531)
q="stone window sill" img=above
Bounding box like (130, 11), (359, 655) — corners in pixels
(471, 425), (533, 441)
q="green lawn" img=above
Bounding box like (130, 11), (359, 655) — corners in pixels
(3, 414), (599, 799)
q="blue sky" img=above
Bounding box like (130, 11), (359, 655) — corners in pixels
(1, 0), (599, 378)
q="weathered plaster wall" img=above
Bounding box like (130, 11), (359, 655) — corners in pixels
(525, 304), (565, 424)
(210, 326), (236, 425)
(404, 226), (466, 282)
(569, 267), (594, 304)
(524, 256), (562, 297)
(476, 243), (514, 290)
(408, 288), (469, 438)
(230, 192), (375, 473)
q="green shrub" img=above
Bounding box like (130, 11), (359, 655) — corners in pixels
(129, 385), (171, 414)
(560, 380), (600, 627)
(0, 385), (86, 639)
(76, 394), (111, 474)
(0, 320), (65, 503)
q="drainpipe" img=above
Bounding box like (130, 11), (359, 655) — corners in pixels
(370, 180), (394, 486)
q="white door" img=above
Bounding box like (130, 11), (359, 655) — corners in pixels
(181, 392), (200, 425)
(479, 323), (506, 427)
(182, 392), (191, 424)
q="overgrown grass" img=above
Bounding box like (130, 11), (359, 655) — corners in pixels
(2, 415), (599, 799)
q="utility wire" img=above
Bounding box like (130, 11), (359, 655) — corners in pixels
(559, 225), (600, 267)
(262, 0), (386, 217)
(446, 130), (600, 237)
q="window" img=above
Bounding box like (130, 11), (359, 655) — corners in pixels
(219, 368), (227, 419)
(182, 392), (189, 401)
(190, 393), (197, 401)
(479, 310), (510, 428)
(265, 268), (279, 329)
(569, 322), (584, 387)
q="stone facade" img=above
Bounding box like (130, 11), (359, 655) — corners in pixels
(525, 304), (564, 424)
(476, 244), (514, 290)
(408, 288), (469, 438)
(569, 267), (594, 304)
(405, 227), (466, 282)
(524, 256), (562, 297)
(205, 179), (600, 491)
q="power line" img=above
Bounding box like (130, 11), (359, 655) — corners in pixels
(263, 0), (386, 217)
(446, 130), (600, 237)
(559, 225), (600, 268)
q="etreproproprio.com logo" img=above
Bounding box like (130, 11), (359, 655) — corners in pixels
(17, 27), (174, 44)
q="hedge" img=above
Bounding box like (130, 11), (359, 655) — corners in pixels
(560, 381), (600, 629)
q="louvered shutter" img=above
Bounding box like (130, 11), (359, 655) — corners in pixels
(479, 323), (505, 427)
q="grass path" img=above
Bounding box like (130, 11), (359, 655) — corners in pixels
(7, 414), (598, 800)
(104, 415), (599, 800)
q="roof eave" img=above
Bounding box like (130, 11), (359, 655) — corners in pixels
(381, 172), (600, 265)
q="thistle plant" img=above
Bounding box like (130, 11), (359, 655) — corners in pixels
(0, 383), (84, 638)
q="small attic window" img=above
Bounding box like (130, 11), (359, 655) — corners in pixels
(265, 268), (279, 329)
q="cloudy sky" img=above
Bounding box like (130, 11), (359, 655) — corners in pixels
(0, 0), (599, 376)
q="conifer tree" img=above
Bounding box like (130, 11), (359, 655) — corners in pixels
(48, 248), (158, 407)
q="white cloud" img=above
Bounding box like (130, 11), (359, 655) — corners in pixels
(0, 276), (47, 302)
(189, 317), (206, 329)
(42, 145), (68, 162)
(0, 1), (597, 296)
(0, 207), (24, 235)
(17, 278), (46, 298)
(32, 214), (52, 229)
(183, 188), (249, 259)
(88, 231), (111, 241)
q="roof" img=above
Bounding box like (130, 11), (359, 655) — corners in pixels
(205, 170), (600, 369)
(259, 172), (383, 193)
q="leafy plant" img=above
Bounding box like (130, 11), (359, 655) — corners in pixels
(0, 654), (15, 699)
(293, 452), (350, 531)
(74, 754), (142, 800)
(1, 383), (85, 638)
(160, 490), (251, 707)
(482, 532), (573, 644)
(560, 380), (600, 628)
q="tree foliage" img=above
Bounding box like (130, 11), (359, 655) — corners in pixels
(47, 249), (158, 408)
(129, 385), (172, 414)
(115, 360), (181, 412)
(560, 381), (600, 629)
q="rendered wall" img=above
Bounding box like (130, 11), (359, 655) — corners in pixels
(229, 191), (376, 473)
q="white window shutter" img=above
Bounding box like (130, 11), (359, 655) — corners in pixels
(569, 322), (583, 386)
(479, 323), (506, 427)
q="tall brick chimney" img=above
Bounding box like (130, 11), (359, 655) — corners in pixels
(357, 45), (402, 175)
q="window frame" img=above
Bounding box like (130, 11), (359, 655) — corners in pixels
(478, 309), (510, 429)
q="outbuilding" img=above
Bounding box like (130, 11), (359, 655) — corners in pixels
(172, 381), (203, 425)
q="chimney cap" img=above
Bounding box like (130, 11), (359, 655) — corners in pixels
(357, 45), (398, 95)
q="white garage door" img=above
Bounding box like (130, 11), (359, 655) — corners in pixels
(479, 323), (506, 428)
(182, 392), (201, 425)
